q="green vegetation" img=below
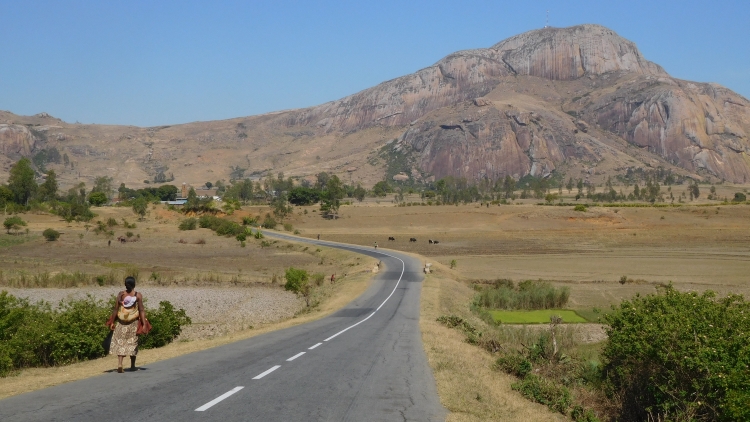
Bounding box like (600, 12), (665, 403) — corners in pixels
(178, 217), (197, 231)
(603, 285), (750, 421)
(42, 228), (61, 241)
(473, 280), (570, 310)
(488, 309), (586, 324)
(197, 215), (244, 237)
(3, 216), (26, 235)
(284, 267), (312, 306)
(0, 291), (190, 376)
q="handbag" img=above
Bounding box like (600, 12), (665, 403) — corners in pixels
(102, 330), (113, 354)
(137, 319), (152, 335)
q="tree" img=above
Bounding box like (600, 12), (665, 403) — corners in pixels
(503, 176), (516, 199)
(38, 170), (58, 202)
(353, 184), (366, 202)
(315, 172), (330, 190)
(7, 158), (37, 205)
(205, 181), (213, 189)
(565, 177), (574, 193)
(88, 191), (108, 206)
(372, 181), (390, 197)
(689, 182), (700, 200)
(3, 216), (26, 234)
(272, 193), (292, 220)
(132, 197), (147, 220)
(91, 176), (113, 197)
(321, 175), (345, 218)
(288, 187), (320, 206)
(284, 267), (312, 306)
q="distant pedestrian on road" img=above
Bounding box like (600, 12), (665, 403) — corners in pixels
(374, 241), (378, 249)
(106, 276), (146, 373)
(317, 234), (320, 240)
(331, 273), (335, 284)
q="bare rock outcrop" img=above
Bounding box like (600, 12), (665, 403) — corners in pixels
(490, 24), (666, 80)
(0, 124), (36, 157)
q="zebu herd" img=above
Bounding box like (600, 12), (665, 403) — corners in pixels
(387, 237), (439, 244)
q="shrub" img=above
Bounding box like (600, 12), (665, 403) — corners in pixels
(138, 301), (191, 349)
(284, 267), (311, 306)
(495, 353), (532, 378)
(312, 273), (325, 286)
(512, 374), (572, 415)
(241, 216), (257, 226)
(733, 192), (746, 202)
(283, 222), (293, 232)
(42, 228), (60, 241)
(574, 204), (587, 212)
(262, 214), (277, 229)
(106, 217), (119, 227)
(603, 285), (750, 421)
(3, 216), (26, 235)
(178, 218), (197, 230)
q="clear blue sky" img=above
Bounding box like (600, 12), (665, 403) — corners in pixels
(1, 0), (748, 127)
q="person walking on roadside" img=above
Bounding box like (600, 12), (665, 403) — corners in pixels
(374, 241), (378, 250)
(106, 276), (146, 373)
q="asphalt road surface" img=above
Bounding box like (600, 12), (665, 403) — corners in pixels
(1, 233), (446, 422)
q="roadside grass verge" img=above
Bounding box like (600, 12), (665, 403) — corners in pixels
(489, 309), (586, 324)
(420, 265), (568, 421)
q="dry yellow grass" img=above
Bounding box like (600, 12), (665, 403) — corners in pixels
(419, 262), (567, 421)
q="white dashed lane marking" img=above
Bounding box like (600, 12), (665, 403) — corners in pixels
(252, 365), (281, 380)
(286, 352), (305, 361)
(195, 386), (244, 411)
(308, 342), (322, 350)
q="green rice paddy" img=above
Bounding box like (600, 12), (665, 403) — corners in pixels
(489, 309), (588, 324)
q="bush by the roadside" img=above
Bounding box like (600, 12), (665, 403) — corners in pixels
(42, 228), (60, 241)
(0, 291), (190, 376)
(512, 374), (572, 415)
(603, 285), (750, 421)
(198, 215), (243, 236)
(138, 301), (191, 349)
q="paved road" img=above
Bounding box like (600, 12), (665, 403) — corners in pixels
(1, 233), (446, 422)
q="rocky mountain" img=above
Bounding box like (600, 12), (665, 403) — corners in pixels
(2, 24), (749, 189)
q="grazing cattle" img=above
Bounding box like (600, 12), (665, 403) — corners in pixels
(409, 237), (417, 242)
(433, 240), (439, 244)
(428, 239), (433, 244)
(117, 236), (127, 243)
(388, 236), (395, 241)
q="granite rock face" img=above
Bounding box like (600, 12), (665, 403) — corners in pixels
(490, 24), (667, 80)
(284, 24), (750, 182)
(0, 124), (36, 158)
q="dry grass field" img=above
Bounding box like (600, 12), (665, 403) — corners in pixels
(290, 193), (750, 306)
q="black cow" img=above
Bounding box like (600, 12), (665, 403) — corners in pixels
(388, 236), (395, 241)
(409, 238), (417, 242)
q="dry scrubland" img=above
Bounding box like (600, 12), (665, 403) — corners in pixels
(3, 193), (750, 418)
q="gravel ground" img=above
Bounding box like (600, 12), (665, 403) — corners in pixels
(3, 286), (305, 340)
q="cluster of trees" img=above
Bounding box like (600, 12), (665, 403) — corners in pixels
(117, 183), (178, 203)
(0, 158), (106, 221)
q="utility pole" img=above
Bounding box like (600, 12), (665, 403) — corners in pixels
(545, 10), (549, 28)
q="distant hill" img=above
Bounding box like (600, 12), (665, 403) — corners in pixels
(2, 24), (749, 190)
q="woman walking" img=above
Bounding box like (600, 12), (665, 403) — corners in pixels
(106, 276), (145, 373)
